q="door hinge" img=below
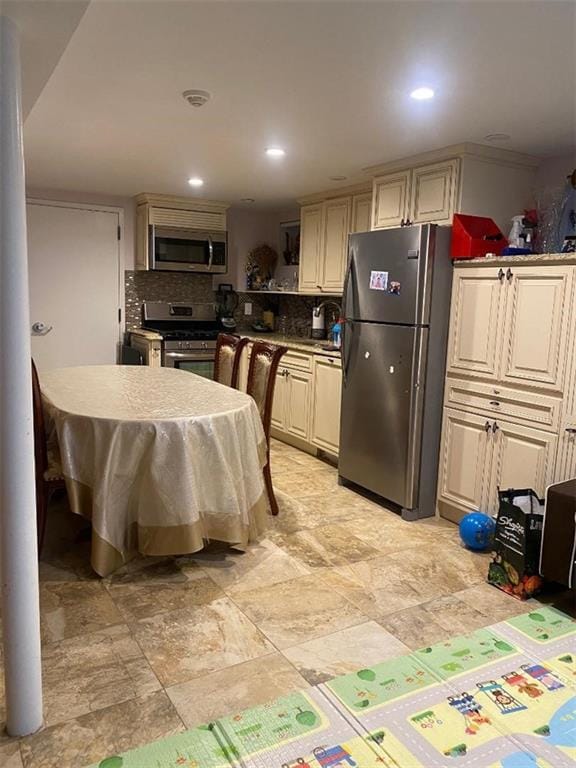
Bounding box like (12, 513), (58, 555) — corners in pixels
(118, 308), (122, 324)
(117, 225), (122, 241)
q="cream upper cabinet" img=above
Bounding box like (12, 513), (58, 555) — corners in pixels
(486, 419), (558, 515)
(437, 408), (493, 523)
(446, 267), (505, 380)
(410, 159), (460, 224)
(351, 193), (373, 234)
(372, 171), (410, 229)
(321, 197), (352, 292)
(311, 356), (342, 454)
(499, 265), (573, 391)
(298, 204), (324, 293)
(284, 369), (312, 441)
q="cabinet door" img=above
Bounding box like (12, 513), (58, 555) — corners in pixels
(135, 205), (149, 270)
(500, 265), (573, 391)
(437, 408), (493, 522)
(285, 369), (312, 440)
(271, 370), (287, 430)
(446, 267), (506, 380)
(555, 420), (576, 482)
(321, 197), (351, 292)
(311, 356), (342, 454)
(410, 159), (460, 224)
(372, 171), (410, 229)
(298, 204), (324, 293)
(351, 193), (372, 233)
(486, 419), (558, 515)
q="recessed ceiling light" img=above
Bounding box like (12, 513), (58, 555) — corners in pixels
(188, 177), (204, 187)
(241, 198), (255, 203)
(329, 175), (347, 182)
(410, 87), (435, 101)
(266, 147), (285, 157)
(484, 133), (511, 143)
(182, 89), (211, 108)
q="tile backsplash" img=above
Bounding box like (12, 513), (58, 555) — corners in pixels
(125, 270), (339, 337)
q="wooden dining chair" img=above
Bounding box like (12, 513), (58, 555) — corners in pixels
(214, 333), (250, 389)
(246, 341), (288, 516)
(32, 359), (66, 555)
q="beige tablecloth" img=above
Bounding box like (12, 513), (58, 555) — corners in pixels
(41, 366), (269, 576)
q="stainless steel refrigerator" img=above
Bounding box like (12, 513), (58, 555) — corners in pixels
(339, 224), (452, 520)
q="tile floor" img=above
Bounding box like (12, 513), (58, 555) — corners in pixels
(0, 438), (572, 767)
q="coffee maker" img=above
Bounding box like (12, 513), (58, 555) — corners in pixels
(215, 283), (239, 330)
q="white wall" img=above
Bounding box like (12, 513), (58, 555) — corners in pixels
(26, 187), (136, 269)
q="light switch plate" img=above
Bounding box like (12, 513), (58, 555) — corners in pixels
(244, 302), (253, 316)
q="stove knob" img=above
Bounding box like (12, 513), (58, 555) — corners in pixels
(178, 341), (183, 350)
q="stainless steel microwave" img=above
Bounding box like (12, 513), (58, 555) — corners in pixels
(149, 225), (227, 273)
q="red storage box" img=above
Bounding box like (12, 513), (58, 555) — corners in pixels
(451, 214), (508, 260)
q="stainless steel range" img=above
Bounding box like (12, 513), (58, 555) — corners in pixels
(141, 301), (220, 378)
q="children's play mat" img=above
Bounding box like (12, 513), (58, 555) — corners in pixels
(92, 606), (575, 768)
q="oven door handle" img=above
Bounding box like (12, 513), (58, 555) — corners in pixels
(165, 351), (214, 359)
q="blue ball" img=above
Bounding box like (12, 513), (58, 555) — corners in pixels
(459, 512), (495, 551)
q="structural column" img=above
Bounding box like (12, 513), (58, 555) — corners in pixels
(0, 15), (43, 736)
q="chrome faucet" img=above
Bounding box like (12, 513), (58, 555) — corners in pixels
(313, 300), (342, 319)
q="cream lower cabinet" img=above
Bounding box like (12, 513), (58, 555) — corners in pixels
(447, 264), (573, 392)
(438, 407), (557, 522)
(486, 420), (557, 516)
(437, 408), (493, 523)
(272, 365), (312, 441)
(311, 355), (342, 454)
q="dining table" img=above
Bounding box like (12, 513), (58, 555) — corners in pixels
(40, 365), (269, 576)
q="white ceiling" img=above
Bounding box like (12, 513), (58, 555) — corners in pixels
(22, 0), (576, 206)
(1, 0), (89, 117)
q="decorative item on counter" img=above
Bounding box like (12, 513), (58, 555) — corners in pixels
(245, 243), (279, 290)
(262, 308), (275, 330)
(450, 214), (508, 260)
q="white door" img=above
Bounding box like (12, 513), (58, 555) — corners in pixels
(27, 202), (122, 371)
(410, 159), (459, 224)
(284, 369), (312, 440)
(311, 356), (342, 454)
(321, 197), (351, 292)
(298, 204), (323, 293)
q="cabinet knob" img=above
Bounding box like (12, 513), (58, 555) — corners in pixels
(497, 268), (505, 282)
(484, 420), (491, 433)
(489, 400), (501, 407)
(492, 421), (499, 433)
(506, 267), (513, 282)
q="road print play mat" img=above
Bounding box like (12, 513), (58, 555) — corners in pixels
(91, 606), (575, 768)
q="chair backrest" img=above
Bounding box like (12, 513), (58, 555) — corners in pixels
(31, 359), (48, 484)
(246, 341), (287, 439)
(214, 333), (250, 388)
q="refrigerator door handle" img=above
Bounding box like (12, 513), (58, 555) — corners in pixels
(342, 246), (356, 321)
(341, 320), (351, 387)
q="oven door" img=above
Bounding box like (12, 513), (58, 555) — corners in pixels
(163, 350), (215, 379)
(150, 226), (227, 273)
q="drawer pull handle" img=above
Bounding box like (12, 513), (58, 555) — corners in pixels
(565, 427), (576, 434)
(497, 268), (505, 281)
(492, 421), (500, 433)
(484, 420), (491, 433)
(489, 400), (501, 406)
(506, 267), (513, 282)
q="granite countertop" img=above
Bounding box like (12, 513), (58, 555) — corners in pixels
(454, 252), (576, 267)
(239, 331), (341, 358)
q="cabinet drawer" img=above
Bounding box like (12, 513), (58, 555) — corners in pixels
(281, 350), (313, 372)
(444, 377), (562, 432)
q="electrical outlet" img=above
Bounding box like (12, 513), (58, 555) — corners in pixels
(244, 302), (253, 316)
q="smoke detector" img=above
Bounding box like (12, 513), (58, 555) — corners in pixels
(182, 89), (211, 108)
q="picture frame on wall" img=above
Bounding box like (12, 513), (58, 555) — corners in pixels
(280, 220), (300, 265)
